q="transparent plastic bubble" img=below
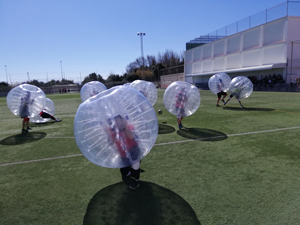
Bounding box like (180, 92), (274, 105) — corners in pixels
(163, 81), (201, 118)
(208, 73), (231, 95)
(80, 81), (107, 102)
(74, 86), (158, 168)
(6, 84), (46, 118)
(130, 80), (157, 106)
(123, 83), (131, 86)
(30, 98), (55, 123)
(229, 76), (253, 99)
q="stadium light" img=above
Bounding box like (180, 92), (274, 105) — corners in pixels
(5, 65), (8, 84)
(60, 61), (63, 80)
(137, 32), (146, 79)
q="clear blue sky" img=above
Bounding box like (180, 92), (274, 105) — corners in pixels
(0, 0), (285, 84)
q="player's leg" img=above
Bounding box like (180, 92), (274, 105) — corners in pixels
(129, 161), (140, 189)
(178, 117), (184, 129)
(224, 95), (232, 105)
(238, 99), (244, 108)
(120, 156), (131, 177)
(216, 98), (221, 107)
(216, 93), (221, 107)
(176, 107), (181, 126)
(41, 112), (62, 122)
(22, 118), (26, 133)
(221, 93), (228, 102)
(25, 118), (31, 130)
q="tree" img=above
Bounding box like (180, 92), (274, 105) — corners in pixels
(46, 79), (60, 86)
(146, 55), (157, 68)
(60, 78), (74, 84)
(125, 73), (139, 82)
(125, 49), (183, 81)
(151, 63), (165, 80)
(0, 82), (9, 87)
(28, 79), (45, 87)
(82, 73), (105, 85)
(106, 73), (123, 82)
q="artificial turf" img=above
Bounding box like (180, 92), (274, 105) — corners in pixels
(1, 89), (300, 224)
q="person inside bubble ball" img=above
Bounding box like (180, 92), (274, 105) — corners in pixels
(39, 110), (62, 122)
(90, 89), (99, 97)
(107, 115), (141, 189)
(140, 90), (148, 98)
(19, 91), (34, 133)
(223, 82), (245, 108)
(175, 88), (189, 129)
(216, 79), (228, 107)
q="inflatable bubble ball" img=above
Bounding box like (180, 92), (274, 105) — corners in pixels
(163, 81), (200, 118)
(130, 80), (157, 106)
(74, 85), (158, 168)
(7, 84), (46, 118)
(30, 98), (55, 123)
(208, 73), (231, 95)
(80, 81), (107, 102)
(229, 76), (253, 99)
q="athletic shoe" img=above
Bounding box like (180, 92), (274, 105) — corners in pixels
(55, 119), (62, 122)
(27, 127), (32, 130)
(221, 99), (225, 103)
(223, 102), (227, 105)
(179, 123), (183, 129)
(129, 179), (140, 190)
(241, 105), (244, 108)
(216, 104), (220, 107)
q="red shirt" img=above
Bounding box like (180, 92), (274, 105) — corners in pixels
(110, 124), (138, 157)
(175, 92), (187, 108)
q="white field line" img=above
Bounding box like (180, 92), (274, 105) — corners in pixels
(1, 126), (300, 167)
(0, 154), (83, 167)
(155, 126), (300, 146)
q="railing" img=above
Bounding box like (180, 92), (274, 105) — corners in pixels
(158, 65), (184, 76)
(188, 1), (300, 44)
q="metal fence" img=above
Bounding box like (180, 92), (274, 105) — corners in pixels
(158, 65), (184, 76)
(189, 1), (300, 43)
(289, 39), (300, 80)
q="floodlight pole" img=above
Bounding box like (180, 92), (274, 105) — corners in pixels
(137, 32), (145, 79)
(60, 61), (63, 80)
(5, 65), (8, 84)
(9, 73), (12, 85)
(79, 71), (82, 84)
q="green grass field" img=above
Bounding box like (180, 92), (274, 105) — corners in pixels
(1, 89), (300, 225)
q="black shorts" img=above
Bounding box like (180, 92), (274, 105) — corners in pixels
(176, 107), (185, 118)
(217, 92), (227, 98)
(120, 145), (140, 165)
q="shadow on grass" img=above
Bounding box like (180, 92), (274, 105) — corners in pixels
(30, 121), (56, 127)
(223, 107), (275, 111)
(0, 132), (47, 145)
(177, 128), (227, 141)
(159, 124), (176, 134)
(83, 180), (201, 225)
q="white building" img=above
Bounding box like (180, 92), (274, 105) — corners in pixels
(184, 1), (300, 85)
